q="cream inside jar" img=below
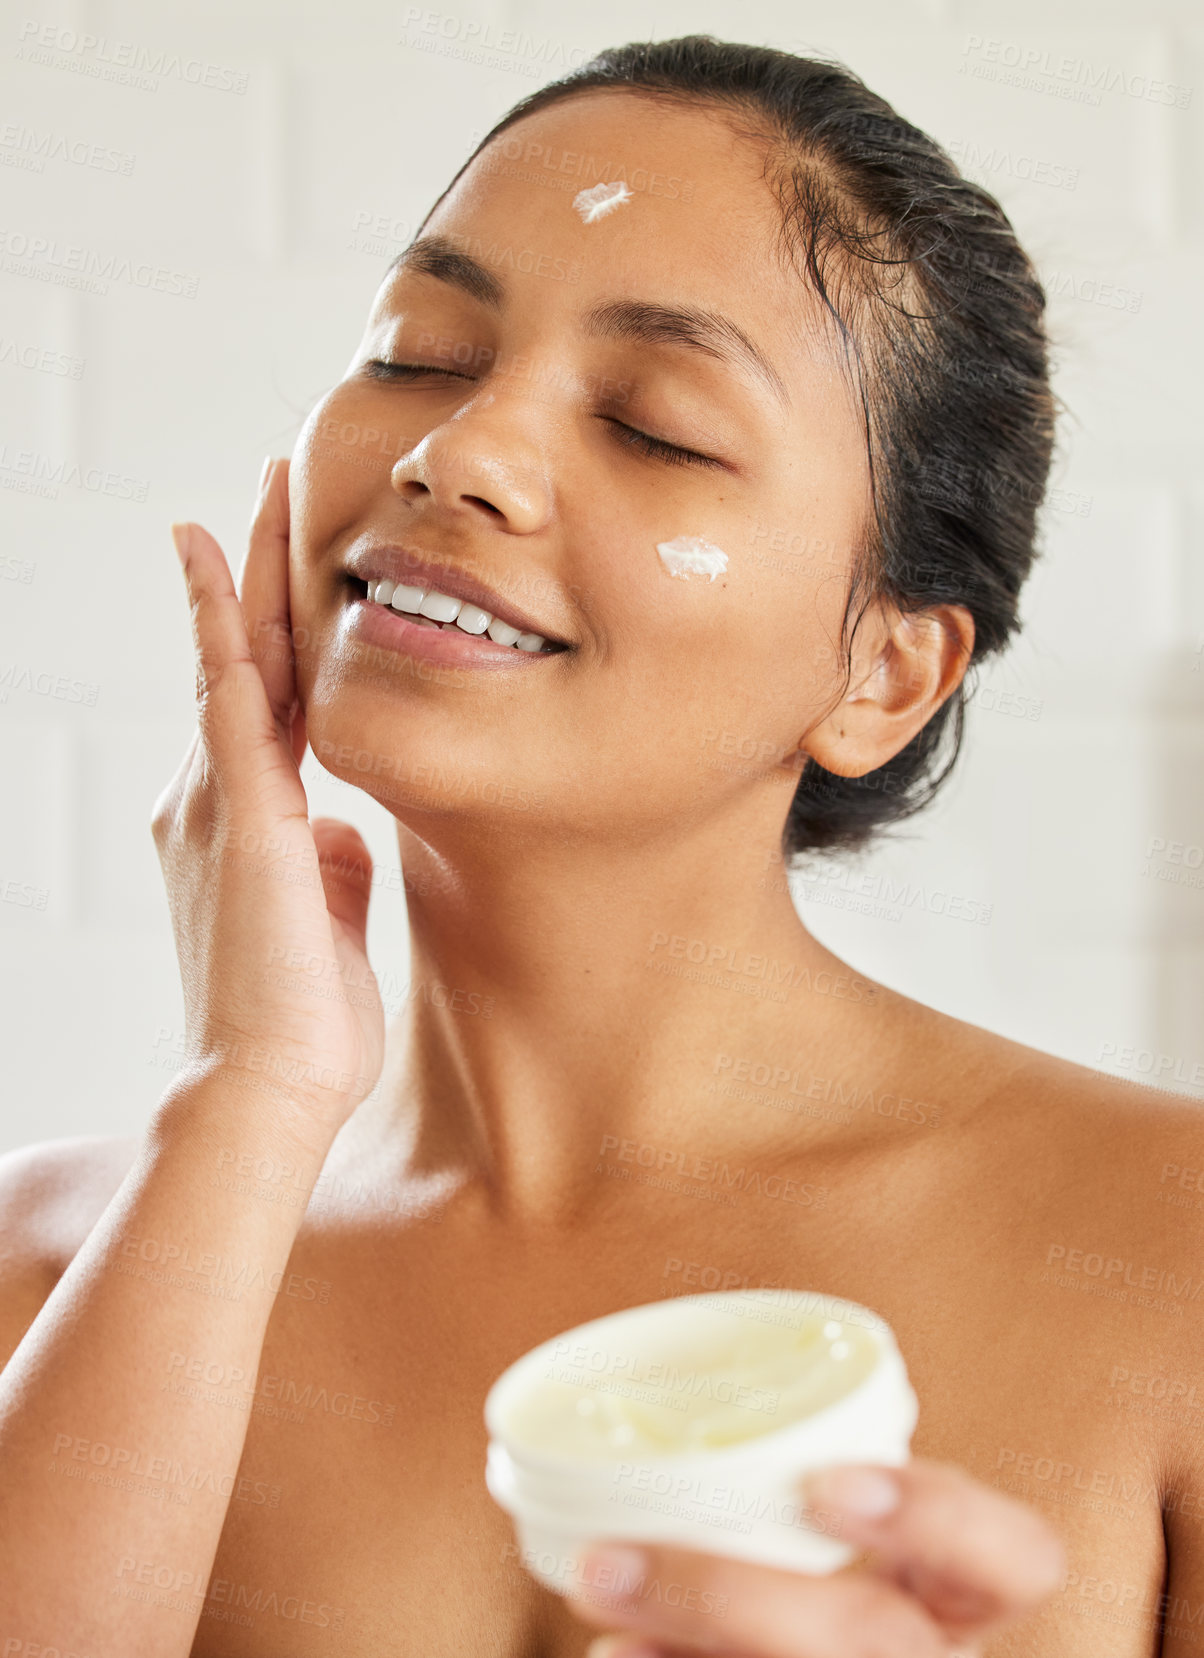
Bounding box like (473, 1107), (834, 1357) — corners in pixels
(501, 1311), (879, 1460)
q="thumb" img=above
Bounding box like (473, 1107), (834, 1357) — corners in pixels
(311, 817), (374, 949)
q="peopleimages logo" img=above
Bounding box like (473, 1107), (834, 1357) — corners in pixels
(596, 1134), (827, 1208)
(399, 7), (589, 73)
(0, 229), (199, 298)
(0, 120), (136, 174)
(946, 137), (1079, 192)
(0, 442), (148, 500)
(1045, 1244), (1204, 1301)
(959, 35), (1192, 109)
(0, 334), (84, 376)
(15, 19), (249, 93)
(470, 129), (695, 203)
(546, 1339), (780, 1416)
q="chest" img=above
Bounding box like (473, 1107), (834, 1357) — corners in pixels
(187, 1202), (1172, 1658)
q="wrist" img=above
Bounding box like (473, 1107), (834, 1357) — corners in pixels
(151, 1060), (343, 1172)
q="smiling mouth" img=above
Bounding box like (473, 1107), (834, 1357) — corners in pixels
(347, 577), (569, 656)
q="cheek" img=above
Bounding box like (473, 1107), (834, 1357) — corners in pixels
(285, 393), (380, 703)
(660, 565), (852, 751)
(290, 390), (386, 548)
(288, 388), (402, 590)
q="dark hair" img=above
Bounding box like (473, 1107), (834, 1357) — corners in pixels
(411, 36), (1058, 862)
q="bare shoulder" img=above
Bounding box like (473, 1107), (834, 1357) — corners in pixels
(885, 990), (1202, 1238)
(0, 1133), (143, 1364)
(958, 1014), (1204, 1183)
(931, 1007), (1204, 1307)
(0, 1132), (144, 1271)
(894, 990), (1204, 1156)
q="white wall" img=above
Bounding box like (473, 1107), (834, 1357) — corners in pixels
(1, 0), (1201, 1150)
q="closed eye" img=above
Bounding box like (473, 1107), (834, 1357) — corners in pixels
(363, 359), (470, 381)
(602, 418), (725, 470)
(363, 361), (724, 470)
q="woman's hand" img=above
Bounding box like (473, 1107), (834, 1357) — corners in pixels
(151, 456), (385, 1151)
(568, 1459), (1066, 1657)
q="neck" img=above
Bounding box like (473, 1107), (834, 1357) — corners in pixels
(357, 807), (876, 1221)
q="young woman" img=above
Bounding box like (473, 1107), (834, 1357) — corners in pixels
(1, 35), (1198, 1658)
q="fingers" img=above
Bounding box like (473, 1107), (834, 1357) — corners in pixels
(170, 517), (283, 775)
(289, 699), (309, 770)
(584, 1641), (982, 1658)
(585, 1639), (691, 1658)
(569, 1541), (947, 1658)
(311, 819), (374, 950)
(799, 1459), (1065, 1638)
(585, 1639), (670, 1658)
(565, 1459), (1063, 1658)
(237, 456), (296, 736)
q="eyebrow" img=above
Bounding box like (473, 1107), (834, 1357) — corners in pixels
(388, 235), (504, 309)
(386, 234), (790, 408)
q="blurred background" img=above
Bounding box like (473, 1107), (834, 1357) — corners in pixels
(1, 0), (1201, 1149)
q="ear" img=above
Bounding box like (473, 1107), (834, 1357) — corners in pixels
(800, 599), (975, 778)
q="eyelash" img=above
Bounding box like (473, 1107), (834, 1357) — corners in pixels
(603, 420), (722, 470)
(363, 359), (724, 471)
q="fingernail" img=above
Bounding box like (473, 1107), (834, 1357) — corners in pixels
(257, 455), (273, 497)
(170, 523), (192, 566)
(586, 1638), (662, 1658)
(803, 1466), (901, 1518)
(577, 1543), (648, 1601)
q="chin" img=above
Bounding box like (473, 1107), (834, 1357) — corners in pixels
(303, 692), (554, 829)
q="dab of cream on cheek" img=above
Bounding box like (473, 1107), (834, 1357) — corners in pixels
(656, 535), (728, 583)
(501, 1316), (878, 1460)
(572, 180), (632, 222)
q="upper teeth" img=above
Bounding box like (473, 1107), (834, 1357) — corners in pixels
(365, 579), (552, 652)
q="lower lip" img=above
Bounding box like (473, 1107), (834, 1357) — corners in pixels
(345, 591), (562, 671)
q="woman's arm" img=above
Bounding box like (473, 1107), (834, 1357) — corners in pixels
(0, 1078), (335, 1653)
(0, 459), (384, 1653)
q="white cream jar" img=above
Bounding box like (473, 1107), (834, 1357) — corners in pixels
(484, 1288), (917, 1592)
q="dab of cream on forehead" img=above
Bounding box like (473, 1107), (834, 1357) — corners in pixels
(573, 181), (631, 223)
(656, 535), (728, 582)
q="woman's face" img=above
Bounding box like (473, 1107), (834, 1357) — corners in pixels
(287, 90), (872, 846)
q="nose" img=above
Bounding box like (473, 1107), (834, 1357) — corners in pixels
(390, 397), (554, 535)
